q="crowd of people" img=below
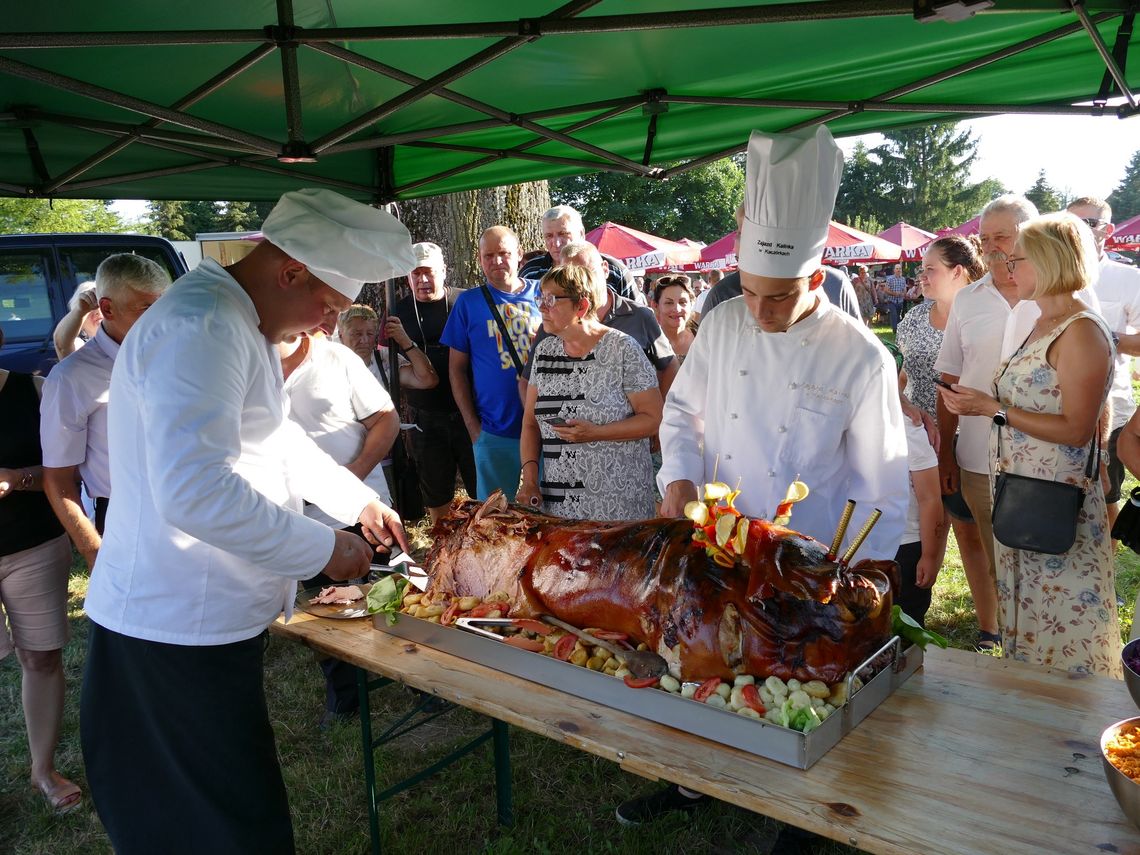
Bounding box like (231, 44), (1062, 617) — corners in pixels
(2, 124), (1140, 852)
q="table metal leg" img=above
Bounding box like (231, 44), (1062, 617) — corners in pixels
(357, 666), (381, 855)
(492, 719), (513, 827)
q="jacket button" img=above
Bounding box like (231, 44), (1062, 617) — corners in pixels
(739, 369), (748, 376)
(767, 469), (776, 477)
(778, 425), (787, 433)
(788, 382), (797, 389)
(725, 454), (733, 461)
(729, 413), (738, 419)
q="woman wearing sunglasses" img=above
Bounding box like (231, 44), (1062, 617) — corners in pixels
(516, 265), (662, 520)
(939, 212), (1121, 677)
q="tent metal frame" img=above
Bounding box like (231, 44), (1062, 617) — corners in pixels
(0, 0), (1137, 200)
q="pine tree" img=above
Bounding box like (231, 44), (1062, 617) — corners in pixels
(145, 200), (189, 240)
(219, 200), (254, 232)
(1108, 150), (1140, 222)
(1024, 169), (1065, 214)
(834, 142), (884, 226)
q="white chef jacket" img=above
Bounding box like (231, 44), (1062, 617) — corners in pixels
(659, 294), (908, 560)
(39, 324), (118, 498)
(934, 274), (1012, 475)
(1093, 257), (1140, 431)
(85, 259), (379, 646)
(284, 336), (394, 527)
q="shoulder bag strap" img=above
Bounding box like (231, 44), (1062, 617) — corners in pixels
(480, 285), (525, 378)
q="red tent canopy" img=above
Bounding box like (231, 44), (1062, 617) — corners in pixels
(822, 221), (902, 264)
(671, 230), (737, 271)
(938, 215), (980, 238)
(584, 222), (701, 270)
(877, 222), (937, 260)
(1110, 213), (1140, 250)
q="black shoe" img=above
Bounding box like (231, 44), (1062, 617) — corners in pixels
(976, 630), (1002, 652)
(615, 784), (708, 826)
(318, 708), (358, 732)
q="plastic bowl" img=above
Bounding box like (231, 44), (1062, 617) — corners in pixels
(1101, 716), (1140, 830)
(1122, 639), (1140, 710)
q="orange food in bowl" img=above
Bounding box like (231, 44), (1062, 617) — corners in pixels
(1106, 724), (1140, 782)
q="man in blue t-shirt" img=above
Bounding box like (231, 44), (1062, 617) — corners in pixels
(441, 226), (542, 500)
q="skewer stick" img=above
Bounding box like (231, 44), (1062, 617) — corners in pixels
(839, 508), (882, 567)
(827, 500), (857, 560)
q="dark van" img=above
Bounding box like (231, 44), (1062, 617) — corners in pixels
(0, 234), (188, 374)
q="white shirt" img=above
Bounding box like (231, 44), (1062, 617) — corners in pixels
(934, 274), (1014, 474)
(694, 288), (710, 314)
(39, 324), (118, 498)
(903, 420), (939, 545)
(85, 259), (379, 646)
(659, 294), (909, 560)
(1093, 257), (1140, 430)
(284, 336), (394, 527)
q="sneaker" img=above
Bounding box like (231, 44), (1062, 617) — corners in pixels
(615, 784), (708, 826)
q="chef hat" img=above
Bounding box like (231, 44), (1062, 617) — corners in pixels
(739, 126), (844, 279)
(261, 188), (415, 300)
(410, 242), (445, 271)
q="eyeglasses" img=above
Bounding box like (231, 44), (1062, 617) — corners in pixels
(1005, 256), (1027, 275)
(1078, 217), (1109, 231)
(537, 293), (576, 308)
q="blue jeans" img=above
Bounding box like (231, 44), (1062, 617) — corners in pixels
(473, 430), (521, 500)
(886, 300), (902, 332)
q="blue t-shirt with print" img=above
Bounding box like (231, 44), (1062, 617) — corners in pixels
(440, 280), (542, 438)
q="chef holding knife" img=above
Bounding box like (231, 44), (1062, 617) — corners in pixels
(80, 189), (414, 854)
(627, 127), (908, 831)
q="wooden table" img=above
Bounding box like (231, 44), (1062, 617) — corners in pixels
(272, 613), (1140, 855)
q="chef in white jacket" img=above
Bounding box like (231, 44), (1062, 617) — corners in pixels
(80, 189), (415, 855)
(623, 128), (909, 830)
(657, 126), (908, 561)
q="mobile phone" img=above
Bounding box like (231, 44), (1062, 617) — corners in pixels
(933, 377), (954, 390)
(546, 416), (568, 426)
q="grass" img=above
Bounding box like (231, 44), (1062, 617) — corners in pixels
(4, 331), (1139, 854)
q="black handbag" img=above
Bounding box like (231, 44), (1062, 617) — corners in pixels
(990, 425), (1097, 555)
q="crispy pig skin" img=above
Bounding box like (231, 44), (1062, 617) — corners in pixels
(427, 492), (895, 683)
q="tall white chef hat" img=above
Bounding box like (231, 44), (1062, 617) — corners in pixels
(261, 188), (415, 300)
(739, 126), (844, 279)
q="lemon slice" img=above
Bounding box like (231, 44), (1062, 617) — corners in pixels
(733, 518), (749, 553)
(704, 481), (732, 501)
(715, 513), (736, 547)
(784, 479), (810, 504)
(684, 501), (709, 525)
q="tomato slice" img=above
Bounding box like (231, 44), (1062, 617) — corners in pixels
(511, 618), (554, 636)
(741, 683), (766, 714)
(623, 675), (660, 689)
(502, 635), (544, 652)
(693, 677), (722, 703)
(441, 601), (460, 627)
(469, 602), (509, 618)
(552, 633), (576, 661)
(591, 630), (628, 642)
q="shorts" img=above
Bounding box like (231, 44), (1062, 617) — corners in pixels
(409, 408), (477, 507)
(1107, 425), (1126, 504)
(472, 430), (522, 501)
(0, 533), (72, 658)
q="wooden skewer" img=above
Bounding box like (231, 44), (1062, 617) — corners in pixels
(828, 500), (856, 560)
(839, 508), (882, 567)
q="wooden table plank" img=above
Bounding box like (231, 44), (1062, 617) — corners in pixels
(272, 614), (1140, 855)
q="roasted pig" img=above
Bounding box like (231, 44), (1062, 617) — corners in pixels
(426, 493), (896, 684)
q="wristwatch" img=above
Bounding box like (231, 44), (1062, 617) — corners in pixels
(992, 409), (1008, 427)
(18, 470), (34, 490)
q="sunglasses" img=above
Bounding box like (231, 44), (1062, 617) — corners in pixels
(656, 274), (692, 287)
(537, 293), (577, 309)
(1079, 217), (1109, 230)
(1005, 256), (1027, 275)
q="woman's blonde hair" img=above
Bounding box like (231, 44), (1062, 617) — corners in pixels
(1017, 211), (1098, 299)
(541, 264), (604, 318)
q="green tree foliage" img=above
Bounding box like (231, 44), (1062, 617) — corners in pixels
(145, 200), (189, 240)
(219, 200), (254, 232)
(1108, 150), (1140, 222)
(143, 199), (268, 239)
(0, 198), (124, 235)
(550, 157), (744, 242)
(869, 123), (998, 231)
(851, 213), (885, 236)
(834, 142), (884, 226)
(1024, 169), (1066, 213)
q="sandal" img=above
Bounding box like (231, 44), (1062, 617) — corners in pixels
(976, 630), (1002, 652)
(34, 772), (82, 815)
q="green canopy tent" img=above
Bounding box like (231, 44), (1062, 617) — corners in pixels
(0, 0), (1137, 203)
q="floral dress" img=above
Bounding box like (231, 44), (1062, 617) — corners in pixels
(531, 328), (657, 521)
(990, 312), (1121, 677)
(895, 301), (941, 416)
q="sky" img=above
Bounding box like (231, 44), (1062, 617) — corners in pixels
(112, 113), (1140, 224)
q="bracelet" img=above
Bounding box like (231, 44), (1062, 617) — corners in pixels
(521, 459), (539, 470)
(398, 343), (416, 356)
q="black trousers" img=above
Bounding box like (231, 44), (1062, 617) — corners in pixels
(81, 622), (294, 855)
(893, 540), (932, 627)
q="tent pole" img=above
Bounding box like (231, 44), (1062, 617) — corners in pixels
(275, 0), (311, 156)
(1070, 0), (1138, 109)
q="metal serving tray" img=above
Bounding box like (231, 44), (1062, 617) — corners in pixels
(373, 614), (922, 769)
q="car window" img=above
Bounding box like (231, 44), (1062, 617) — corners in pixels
(0, 249), (54, 342)
(59, 246), (180, 286)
